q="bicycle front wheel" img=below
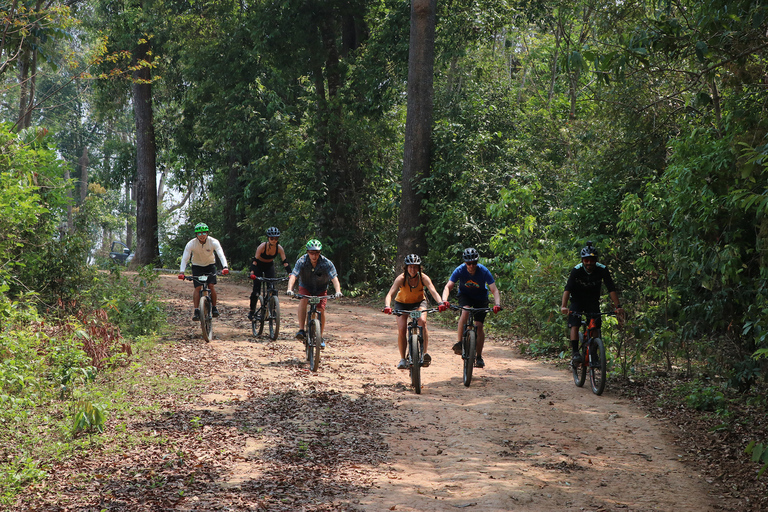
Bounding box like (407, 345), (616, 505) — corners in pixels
(254, 295), (266, 336)
(572, 332), (587, 387)
(200, 296), (213, 342)
(409, 333), (421, 394)
(589, 337), (607, 395)
(463, 330), (476, 387)
(268, 295), (280, 340)
(308, 318), (321, 372)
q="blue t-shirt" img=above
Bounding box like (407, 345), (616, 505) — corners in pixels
(449, 263), (495, 301)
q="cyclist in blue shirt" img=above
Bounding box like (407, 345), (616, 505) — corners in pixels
(560, 241), (625, 365)
(441, 248), (502, 369)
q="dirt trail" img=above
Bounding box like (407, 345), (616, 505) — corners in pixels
(155, 274), (720, 511)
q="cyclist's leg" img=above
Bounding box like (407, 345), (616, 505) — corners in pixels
(396, 312), (408, 359)
(193, 286), (202, 308)
(473, 302), (489, 357)
(317, 291), (328, 336)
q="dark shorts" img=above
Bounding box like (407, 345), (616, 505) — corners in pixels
(191, 264), (217, 287)
(458, 295), (489, 323)
(568, 311), (602, 330)
(394, 299), (428, 311)
(298, 286), (328, 312)
(252, 263), (277, 293)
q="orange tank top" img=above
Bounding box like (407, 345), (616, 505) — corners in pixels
(395, 273), (425, 304)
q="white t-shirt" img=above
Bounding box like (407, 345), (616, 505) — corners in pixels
(179, 236), (228, 271)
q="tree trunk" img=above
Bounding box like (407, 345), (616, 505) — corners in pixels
(126, 179), (134, 248)
(131, 39), (159, 266)
(396, 0), (436, 265)
(79, 146), (89, 203)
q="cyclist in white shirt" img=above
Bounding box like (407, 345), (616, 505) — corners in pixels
(178, 222), (229, 321)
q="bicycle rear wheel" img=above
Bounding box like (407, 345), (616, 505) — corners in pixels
(572, 332), (587, 387)
(200, 296), (213, 342)
(308, 318), (321, 372)
(463, 330), (476, 387)
(409, 333), (421, 394)
(268, 295), (280, 340)
(589, 337), (607, 395)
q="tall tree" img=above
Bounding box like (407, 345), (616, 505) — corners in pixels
(396, 0), (436, 262)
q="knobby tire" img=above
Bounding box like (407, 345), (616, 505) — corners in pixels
(200, 296), (213, 343)
(308, 318), (321, 372)
(268, 295), (280, 340)
(589, 337), (607, 395)
(463, 329), (476, 387)
(573, 332), (587, 387)
(409, 333), (421, 394)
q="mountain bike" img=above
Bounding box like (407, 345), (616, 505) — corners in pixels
(292, 294), (338, 372)
(571, 311), (615, 395)
(450, 305), (499, 387)
(249, 275), (289, 340)
(392, 308), (439, 394)
(184, 272), (218, 342)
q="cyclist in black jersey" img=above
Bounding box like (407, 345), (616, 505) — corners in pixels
(248, 227), (291, 320)
(560, 241), (625, 364)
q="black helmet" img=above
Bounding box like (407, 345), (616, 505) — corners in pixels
(580, 241), (598, 259)
(462, 247), (479, 262)
(403, 254), (422, 266)
(266, 227), (280, 237)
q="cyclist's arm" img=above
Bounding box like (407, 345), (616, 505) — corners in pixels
(441, 280), (455, 303)
(384, 275), (404, 308)
(561, 291), (571, 315)
(488, 282), (502, 308)
(421, 274), (443, 305)
(286, 274), (297, 292)
(211, 239), (228, 269)
(331, 276), (342, 295)
(277, 245), (291, 272)
(179, 240), (193, 273)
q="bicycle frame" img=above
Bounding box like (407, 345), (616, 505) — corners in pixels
(451, 305), (494, 387)
(293, 293), (338, 372)
(393, 308), (438, 394)
(184, 272), (218, 342)
(571, 311), (615, 395)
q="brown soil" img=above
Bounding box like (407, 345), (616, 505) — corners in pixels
(18, 275), (761, 511)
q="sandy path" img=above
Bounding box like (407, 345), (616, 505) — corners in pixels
(163, 275), (715, 511)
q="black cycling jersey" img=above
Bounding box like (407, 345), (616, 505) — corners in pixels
(564, 262), (616, 313)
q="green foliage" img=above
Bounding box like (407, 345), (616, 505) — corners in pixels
(71, 399), (107, 436)
(745, 441), (768, 479)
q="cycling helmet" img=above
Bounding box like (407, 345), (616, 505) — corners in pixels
(266, 227), (280, 237)
(580, 241), (598, 259)
(306, 239), (322, 251)
(462, 247), (479, 262)
(194, 222), (209, 234)
(403, 254), (422, 266)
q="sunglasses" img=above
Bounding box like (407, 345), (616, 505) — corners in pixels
(466, 261), (478, 266)
(308, 250), (320, 255)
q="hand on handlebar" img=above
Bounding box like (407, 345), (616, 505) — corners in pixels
(438, 301), (449, 312)
(222, 268), (229, 275)
(493, 305), (502, 314)
(560, 306), (569, 315)
(249, 272), (256, 280)
(178, 274), (185, 280)
(286, 289), (295, 297)
(383, 306), (392, 315)
(333, 291), (343, 299)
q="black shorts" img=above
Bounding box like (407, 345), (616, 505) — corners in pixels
(458, 295), (489, 323)
(191, 264), (217, 287)
(394, 300), (428, 311)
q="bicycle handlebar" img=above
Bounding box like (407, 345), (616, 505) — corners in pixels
(250, 275), (290, 281)
(392, 308), (441, 316)
(449, 304), (501, 313)
(184, 272), (219, 281)
(291, 293), (340, 300)
(570, 311), (616, 317)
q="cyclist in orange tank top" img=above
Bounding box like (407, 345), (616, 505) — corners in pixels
(383, 254), (447, 370)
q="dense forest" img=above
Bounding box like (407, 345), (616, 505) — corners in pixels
(2, 0), (768, 503)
